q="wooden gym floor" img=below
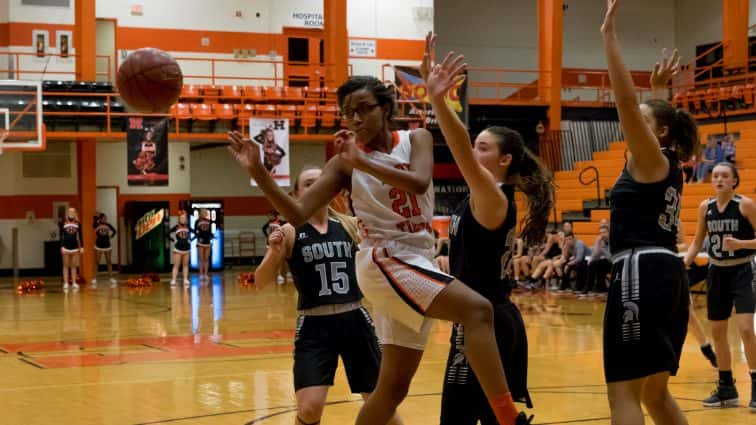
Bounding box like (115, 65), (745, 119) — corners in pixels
(0, 272), (753, 425)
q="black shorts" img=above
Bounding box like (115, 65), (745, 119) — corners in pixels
(603, 248), (689, 383)
(706, 262), (756, 321)
(440, 301), (531, 425)
(293, 306), (381, 394)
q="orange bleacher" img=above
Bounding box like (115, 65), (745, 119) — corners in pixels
(555, 126), (756, 245)
(166, 84), (341, 133)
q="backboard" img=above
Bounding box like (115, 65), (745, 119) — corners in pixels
(0, 80), (45, 154)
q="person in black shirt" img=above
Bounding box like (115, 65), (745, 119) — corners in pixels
(169, 212), (193, 287)
(256, 166), (401, 425)
(423, 33), (553, 424)
(602, 3), (700, 423)
(194, 209), (215, 281)
(684, 162), (756, 410)
(60, 207), (82, 292)
(92, 213), (117, 287)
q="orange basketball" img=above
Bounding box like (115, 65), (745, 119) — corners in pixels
(116, 48), (183, 113)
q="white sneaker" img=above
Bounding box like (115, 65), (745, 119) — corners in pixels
(72, 283), (80, 291)
(277, 275), (285, 285)
(170, 279), (177, 286)
(109, 277), (117, 286)
(63, 283), (70, 291)
(91, 278), (97, 285)
(183, 279), (190, 286)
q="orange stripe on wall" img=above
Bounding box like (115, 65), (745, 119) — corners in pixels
(0, 195), (79, 219)
(7, 22), (73, 46)
(0, 23), (9, 46)
(116, 26), (288, 56)
(6, 22), (423, 61)
(349, 37), (424, 61)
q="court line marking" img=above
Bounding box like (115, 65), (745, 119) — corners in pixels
(129, 382), (754, 425)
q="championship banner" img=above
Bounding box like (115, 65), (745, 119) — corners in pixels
(127, 117), (169, 186)
(249, 118), (290, 187)
(434, 179), (470, 216)
(135, 208), (165, 240)
(394, 65), (468, 129)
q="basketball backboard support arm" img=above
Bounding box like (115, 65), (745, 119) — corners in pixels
(0, 80), (45, 152)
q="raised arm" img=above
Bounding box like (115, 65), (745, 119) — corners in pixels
(649, 48), (680, 101)
(601, 0), (668, 181)
(334, 129), (433, 195)
(421, 32), (508, 230)
(255, 224), (295, 288)
(684, 200), (709, 267)
(228, 131), (348, 226)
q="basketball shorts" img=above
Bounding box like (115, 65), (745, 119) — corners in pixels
(355, 241), (455, 350)
(604, 247), (689, 383)
(440, 301), (532, 425)
(706, 261), (756, 321)
(293, 306), (382, 393)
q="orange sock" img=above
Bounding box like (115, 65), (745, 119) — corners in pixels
(489, 392), (519, 425)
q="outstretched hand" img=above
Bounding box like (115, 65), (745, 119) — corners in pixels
(227, 131), (264, 176)
(600, 0), (620, 35)
(420, 31), (466, 100)
(650, 48), (681, 90)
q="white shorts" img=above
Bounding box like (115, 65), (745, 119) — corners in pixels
(94, 246), (112, 252)
(61, 247), (80, 254)
(356, 242), (454, 350)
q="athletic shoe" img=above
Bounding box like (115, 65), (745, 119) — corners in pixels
(700, 343), (718, 368)
(703, 383), (739, 407)
(277, 275), (285, 285)
(109, 277), (117, 285)
(71, 283), (80, 291)
(62, 283), (70, 291)
(515, 412), (534, 424)
(91, 278), (97, 285)
(183, 279), (190, 286)
(749, 398), (755, 412)
(169, 280), (177, 286)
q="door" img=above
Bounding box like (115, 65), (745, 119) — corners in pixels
(96, 19), (116, 82)
(96, 186), (120, 267)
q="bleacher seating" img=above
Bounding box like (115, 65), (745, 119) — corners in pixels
(35, 80), (343, 133)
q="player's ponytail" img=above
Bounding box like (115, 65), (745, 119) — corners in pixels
(487, 126), (554, 246)
(327, 208), (362, 245)
(643, 99), (700, 161)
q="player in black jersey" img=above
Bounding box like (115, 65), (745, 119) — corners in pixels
(602, 2), (700, 424)
(169, 212), (193, 287)
(684, 162), (756, 410)
(423, 34), (552, 425)
(256, 166), (401, 425)
(60, 207), (82, 291)
(194, 209), (214, 281)
(92, 213), (117, 287)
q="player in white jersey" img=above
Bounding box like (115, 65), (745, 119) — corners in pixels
(228, 76), (529, 425)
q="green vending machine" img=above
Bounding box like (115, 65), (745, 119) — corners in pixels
(124, 201), (170, 273)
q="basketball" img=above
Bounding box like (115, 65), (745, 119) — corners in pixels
(116, 47), (183, 113)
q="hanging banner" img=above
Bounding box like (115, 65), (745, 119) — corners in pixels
(127, 117), (169, 186)
(249, 118), (290, 187)
(394, 65), (468, 129)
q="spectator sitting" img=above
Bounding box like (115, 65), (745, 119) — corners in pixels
(581, 224), (611, 297)
(558, 232), (591, 292)
(695, 138), (724, 182)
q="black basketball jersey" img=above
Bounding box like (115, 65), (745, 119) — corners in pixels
(705, 195), (756, 261)
(609, 149), (683, 253)
(448, 184), (517, 302)
(287, 218), (363, 310)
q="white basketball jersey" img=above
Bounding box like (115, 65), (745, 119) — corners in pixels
(351, 130), (435, 253)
